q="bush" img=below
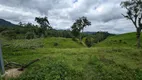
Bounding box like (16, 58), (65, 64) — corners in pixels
(72, 37), (77, 41)
(85, 37), (93, 47)
(54, 42), (59, 46)
(25, 32), (36, 39)
(1, 30), (17, 40)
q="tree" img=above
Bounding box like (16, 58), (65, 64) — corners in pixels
(85, 37), (94, 47)
(35, 17), (52, 36)
(71, 16), (91, 41)
(121, 0), (142, 48)
(18, 22), (23, 27)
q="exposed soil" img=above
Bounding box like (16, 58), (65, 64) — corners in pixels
(4, 68), (23, 80)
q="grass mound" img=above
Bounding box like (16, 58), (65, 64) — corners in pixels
(43, 37), (84, 48)
(95, 32), (142, 47)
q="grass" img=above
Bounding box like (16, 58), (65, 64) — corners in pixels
(94, 32), (142, 47)
(0, 34), (142, 80)
(2, 47), (142, 80)
(43, 37), (84, 48)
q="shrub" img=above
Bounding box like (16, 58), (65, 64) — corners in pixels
(1, 30), (17, 40)
(85, 37), (93, 47)
(54, 42), (59, 46)
(25, 32), (36, 39)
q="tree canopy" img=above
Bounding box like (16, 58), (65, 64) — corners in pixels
(71, 16), (91, 39)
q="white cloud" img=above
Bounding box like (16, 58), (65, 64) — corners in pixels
(0, 0), (135, 33)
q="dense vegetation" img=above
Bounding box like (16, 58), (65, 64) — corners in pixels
(0, 23), (112, 47)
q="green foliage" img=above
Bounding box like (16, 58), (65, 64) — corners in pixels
(35, 17), (51, 30)
(0, 26), (74, 40)
(93, 32), (111, 43)
(35, 16), (52, 37)
(25, 31), (36, 39)
(71, 27), (80, 38)
(71, 16), (91, 39)
(84, 37), (94, 47)
(53, 42), (59, 46)
(1, 30), (17, 40)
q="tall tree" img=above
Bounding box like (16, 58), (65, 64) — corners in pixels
(121, 0), (142, 48)
(71, 16), (91, 41)
(18, 22), (23, 27)
(35, 17), (52, 36)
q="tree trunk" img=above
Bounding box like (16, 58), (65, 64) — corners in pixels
(79, 34), (81, 42)
(79, 30), (83, 42)
(136, 28), (141, 48)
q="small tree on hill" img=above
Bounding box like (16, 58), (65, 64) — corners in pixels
(35, 17), (52, 37)
(71, 16), (91, 41)
(121, 0), (142, 48)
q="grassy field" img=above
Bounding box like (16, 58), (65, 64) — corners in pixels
(0, 33), (142, 80)
(94, 32), (142, 47)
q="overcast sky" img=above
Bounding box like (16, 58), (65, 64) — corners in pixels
(0, 0), (135, 34)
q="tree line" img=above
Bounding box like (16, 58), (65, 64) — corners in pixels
(0, 16), (112, 47)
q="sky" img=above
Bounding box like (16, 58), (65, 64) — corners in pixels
(0, 0), (135, 34)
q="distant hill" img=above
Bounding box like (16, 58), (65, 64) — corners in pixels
(84, 32), (96, 34)
(0, 19), (16, 27)
(94, 32), (142, 47)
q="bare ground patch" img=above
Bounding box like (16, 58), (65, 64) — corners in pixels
(4, 68), (23, 80)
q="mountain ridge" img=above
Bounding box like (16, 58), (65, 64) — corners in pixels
(0, 18), (16, 27)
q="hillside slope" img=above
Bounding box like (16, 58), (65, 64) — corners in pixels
(1, 37), (84, 49)
(2, 40), (142, 80)
(43, 37), (84, 48)
(0, 19), (16, 27)
(94, 32), (142, 47)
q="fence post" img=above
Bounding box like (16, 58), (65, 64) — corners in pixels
(0, 42), (5, 75)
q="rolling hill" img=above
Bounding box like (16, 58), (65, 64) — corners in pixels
(1, 37), (84, 49)
(94, 32), (142, 47)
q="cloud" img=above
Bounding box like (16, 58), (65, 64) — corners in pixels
(0, 0), (135, 33)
